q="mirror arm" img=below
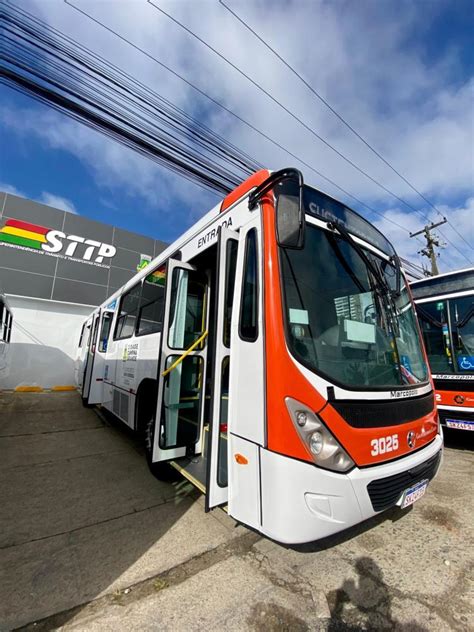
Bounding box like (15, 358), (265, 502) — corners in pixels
(248, 168), (304, 210)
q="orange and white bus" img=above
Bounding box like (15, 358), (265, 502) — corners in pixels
(411, 268), (474, 432)
(77, 168), (442, 544)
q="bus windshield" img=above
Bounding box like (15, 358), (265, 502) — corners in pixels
(280, 223), (428, 388)
(417, 296), (474, 375)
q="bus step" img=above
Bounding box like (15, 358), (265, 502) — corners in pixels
(171, 456), (207, 494)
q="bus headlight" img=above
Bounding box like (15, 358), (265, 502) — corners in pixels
(309, 431), (323, 455)
(285, 397), (355, 473)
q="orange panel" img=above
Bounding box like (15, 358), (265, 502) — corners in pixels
(262, 202), (438, 467)
(220, 170), (270, 212)
(436, 389), (474, 408)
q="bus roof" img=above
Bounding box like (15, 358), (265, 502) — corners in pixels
(85, 167), (401, 320)
(411, 267), (474, 300)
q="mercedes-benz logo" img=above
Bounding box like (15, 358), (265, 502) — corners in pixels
(407, 431), (416, 449)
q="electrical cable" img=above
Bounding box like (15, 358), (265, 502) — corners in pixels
(146, 0), (471, 265)
(1, 3), (261, 195)
(0, 1), (458, 271)
(218, 0), (474, 254)
(59, 0), (427, 241)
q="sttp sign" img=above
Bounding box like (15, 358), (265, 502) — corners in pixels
(0, 219), (117, 267)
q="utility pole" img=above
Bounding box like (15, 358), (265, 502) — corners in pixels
(410, 218), (447, 276)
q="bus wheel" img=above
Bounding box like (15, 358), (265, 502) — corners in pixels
(144, 416), (179, 482)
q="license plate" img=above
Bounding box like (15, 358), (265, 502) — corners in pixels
(401, 479), (428, 509)
(446, 419), (474, 431)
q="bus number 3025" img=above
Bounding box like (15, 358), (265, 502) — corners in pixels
(370, 434), (399, 456)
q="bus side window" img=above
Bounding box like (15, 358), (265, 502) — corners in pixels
(78, 323), (85, 348)
(136, 271), (165, 336)
(98, 313), (113, 352)
(239, 229), (259, 342)
(223, 240), (238, 348)
(3, 310), (9, 342)
(7, 312), (12, 343)
(114, 283), (141, 340)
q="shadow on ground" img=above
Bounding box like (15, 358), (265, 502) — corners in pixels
(0, 392), (225, 630)
(327, 556), (429, 631)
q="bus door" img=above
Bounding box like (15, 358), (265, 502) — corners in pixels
(205, 227), (239, 509)
(77, 319), (90, 393)
(87, 310), (114, 405)
(83, 311), (100, 402)
(152, 259), (209, 464)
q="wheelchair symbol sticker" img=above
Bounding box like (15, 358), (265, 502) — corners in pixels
(458, 356), (474, 371)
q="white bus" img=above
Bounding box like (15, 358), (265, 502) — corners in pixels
(411, 268), (474, 431)
(76, 305), (115, 405)
(0, 293), (13, 381)
(77, 168), (443, 544)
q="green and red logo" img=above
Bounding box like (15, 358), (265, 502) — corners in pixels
(145, 265), (166, 286)
(0, 219), (116, 263)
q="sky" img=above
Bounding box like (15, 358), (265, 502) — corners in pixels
(1, 0), (473, 273)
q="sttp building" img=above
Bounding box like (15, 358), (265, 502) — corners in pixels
(0, 191), (166, 390)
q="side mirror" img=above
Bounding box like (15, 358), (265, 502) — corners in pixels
(275, 178), (305, 249)
(248, 168), (305, 249)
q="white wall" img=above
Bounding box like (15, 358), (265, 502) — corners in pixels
(1, 295), (93, 390)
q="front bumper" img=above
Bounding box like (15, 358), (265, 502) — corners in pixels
(259, 433), (443, 544)
(438, 406), (474, 428)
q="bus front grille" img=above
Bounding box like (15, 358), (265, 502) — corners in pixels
(331, 391), (435, 428)
(367, 450), (441, 512)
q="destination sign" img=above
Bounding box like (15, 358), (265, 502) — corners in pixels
(303, 186), (396, 258)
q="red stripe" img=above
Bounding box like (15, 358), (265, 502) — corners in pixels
(5, 219), (50, 235)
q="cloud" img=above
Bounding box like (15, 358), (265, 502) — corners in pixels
(38, 192), (78, 215)
(0, 182), (77, 215)
(1, 0), (473, 261)
(374, 198), (474, 273)
(0, 183), (25, 197)
(0, 103), (218, 229)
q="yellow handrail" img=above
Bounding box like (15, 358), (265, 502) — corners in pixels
(161, 330), (208, 377)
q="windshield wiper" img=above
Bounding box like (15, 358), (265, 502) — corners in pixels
(327, 233), (367, 295)
(327, 222), (393, 296)
(327, 221), (408, 381)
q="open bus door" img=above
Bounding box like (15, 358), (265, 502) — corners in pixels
(86, 310), (114, 405)
(152, 259), (209, 469)
(82, 311), (100, 403)
(205, 227), (239, 509)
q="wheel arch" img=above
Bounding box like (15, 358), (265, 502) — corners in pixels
(135, 377), (158, 435)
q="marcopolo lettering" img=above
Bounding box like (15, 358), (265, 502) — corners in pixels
(390, 390), (414, 399)
(0, 219), (116, 264)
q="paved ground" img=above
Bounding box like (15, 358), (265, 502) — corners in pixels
(0, 392), (472, 631)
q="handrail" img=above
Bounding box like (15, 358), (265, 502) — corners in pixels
(161, 330), (208, 377)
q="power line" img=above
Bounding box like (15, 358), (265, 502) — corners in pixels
(1, 3), (261, 195)
(62, 0), (462, 273)
(60, 0), (418, 238)
(399, 256), (430, 280)
(146, 0), (471, 267)
(3, 0), (456, 272)
(218, 0), (474, 255)
(145, 0), (470, 268)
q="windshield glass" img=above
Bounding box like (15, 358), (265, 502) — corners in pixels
(280, 224), (428, 388)
(417, 296), (474, 374)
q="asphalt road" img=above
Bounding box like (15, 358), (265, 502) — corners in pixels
(0, 392), (472, 631)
